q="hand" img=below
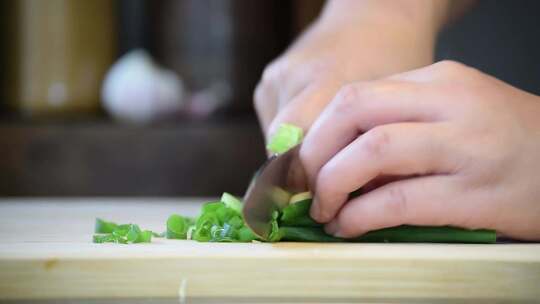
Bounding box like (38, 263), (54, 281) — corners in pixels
(254, 0), (445, 141)
(301, 60), (540, 241)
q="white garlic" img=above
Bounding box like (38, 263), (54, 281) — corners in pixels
(101, 49), (184, 123)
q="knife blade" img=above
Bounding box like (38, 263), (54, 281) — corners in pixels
(242, 145), (300, 240)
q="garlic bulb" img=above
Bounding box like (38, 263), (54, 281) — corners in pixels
(101, 49), (184, 123)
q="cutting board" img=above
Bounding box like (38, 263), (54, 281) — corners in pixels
(0, 198), (539, 303)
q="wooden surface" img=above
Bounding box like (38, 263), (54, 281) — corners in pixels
(0, 118), (266, 196)
(0, 198), (539, 303)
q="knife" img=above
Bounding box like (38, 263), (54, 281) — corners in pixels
(242, 145), (301, 240)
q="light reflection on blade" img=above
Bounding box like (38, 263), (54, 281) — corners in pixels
(242, 145), (300, 240)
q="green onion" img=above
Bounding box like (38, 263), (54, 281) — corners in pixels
(221, 192), (243, 213)
(166, 214), (195, 239)
(277, 199), (495, 243)
(93, 123), (498, 244)
(266, 123), (304, 154)
(94, 195), (496, 244)
(289, 191), (312, 204)
(279, 225), (496, 244)
(280, 199), (314, 226)
(93, 220), (153, 244)
(95, 218), (118, 234)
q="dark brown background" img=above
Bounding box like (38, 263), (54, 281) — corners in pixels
(1, 0), (539, 197)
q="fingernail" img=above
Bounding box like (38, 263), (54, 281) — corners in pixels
(325, 220), (340, 236)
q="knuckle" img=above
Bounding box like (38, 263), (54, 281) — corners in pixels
(434, 60), (479, 79)
(254, 60), (292, 111)
(332, 84), (360, 114)
(262, 60), (289, 83)
(435, 60), (466, 72)
(336, 211), (363, 236)
(261, 63), (278, 82)
(385, 186), (409, 219)
(338, 84), (360, 102)
(253, 83), (267, 111)
(360, 127), (391, 159)
(299, 144), (315, 176)
(316, 162), (339, 196)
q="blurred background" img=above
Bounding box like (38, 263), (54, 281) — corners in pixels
(0, 0), (539, 197)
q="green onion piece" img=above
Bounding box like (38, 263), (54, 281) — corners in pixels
(279, 226), (342, 242)
(221, 192), (243, 213)
(95, 218), (118, 234)
(280, 199), (313, 226)
(237, 226), (258, 242)
(282, 214), (320, 227)
(267, 210), (282, 242)
(353, 225), (496, 243)
(93, 234), (119, 243)
(138, 230), (153, 243)
(126, 224), (142, 243)
(289, 191), (312, 204)
(93, 220), (153, 244)
(279, 197), (496, 243)
(266, 123), (304, 154)
(279, 226), (496, 243)
(192, 201), (252, 242)
(166, 214), (195, 239)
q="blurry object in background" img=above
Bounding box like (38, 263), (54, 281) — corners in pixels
(102, 49), (185, 124)
(185, 81), (231, 118)
(0, 120), (266, 196)
(149, 0), (290, 115)
(2, 0), (116, 117)
(117, 0), (149, 56)
(436, 0), (540, 96)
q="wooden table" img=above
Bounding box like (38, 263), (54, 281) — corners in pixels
(0, 198), (539, 303)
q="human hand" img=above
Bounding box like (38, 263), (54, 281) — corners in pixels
(301, 60), (540, 241)
(254, 0), (445, 141)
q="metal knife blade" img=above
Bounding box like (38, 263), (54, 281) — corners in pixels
(242, 145), (300, 240)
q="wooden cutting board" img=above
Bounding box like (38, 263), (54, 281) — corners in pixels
(0, 198), (539, 303)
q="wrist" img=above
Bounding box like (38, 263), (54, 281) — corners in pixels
(318, 0), (450, 40)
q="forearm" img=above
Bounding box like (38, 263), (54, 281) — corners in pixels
(254, 1), (476, 139)
(318, 0), (473, 38)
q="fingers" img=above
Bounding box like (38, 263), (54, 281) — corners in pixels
(324, 175), (466, 238)
(266, 78), (341, 139)
(310, 123), (458, 223)
(254, 61), (316, 139)
(253, 80), (278, 137)
(388, 60), (475, 84)
(300, 80), (445, 193)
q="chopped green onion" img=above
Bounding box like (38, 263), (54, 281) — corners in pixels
(280, 198), (313, 226)
(289, 191), (312, 204)
(93, 220), (152, 244)
(95, 218), (118, 234)
(166, 214), (195, 239)
(267, 210), (282, 242)
(221, 192), (243, 213)
(93, 122), (498, 245)
(266, 123), (304, 154)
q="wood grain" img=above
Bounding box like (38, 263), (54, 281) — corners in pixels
(0, 198), (539, 303)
